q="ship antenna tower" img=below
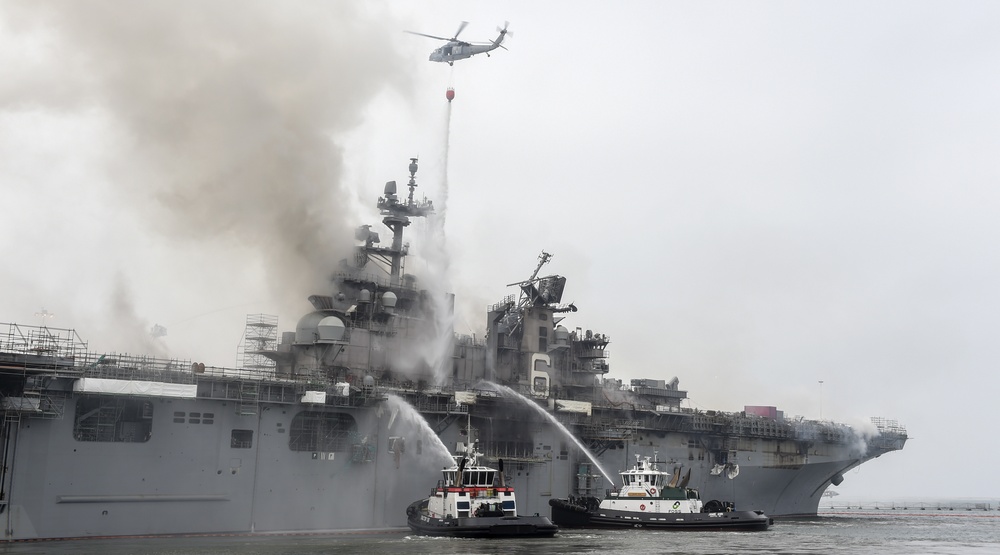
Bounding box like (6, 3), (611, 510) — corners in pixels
(498, 251), (558, 337)
(528, 251), (551, 282)
(372, 158), (434, 284)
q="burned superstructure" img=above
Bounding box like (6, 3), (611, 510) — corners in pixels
(0, 159), (907, 541)
(268, 158), (448, 388)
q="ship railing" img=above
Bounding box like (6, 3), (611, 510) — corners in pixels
(480, 451), (550, 464)
(0, 323), (87, 361)
(336, 271), (424, 294)
(378, 378), (461, 397)
(465, 385), (502, 398)
(487, 294), (517, 314)
(580, 429), (632, 441)
(445, 400), (469, 414)
(328, 378), (472, 410)
(580, 418), (640, 440)
(648, 405), (686, 414)
(349, 319), (398, 336)
(623, 413), (679, 433)
(630, 387), (686, 400)
(454, 333), (486, 347)
(202, 365), (283, 381)
(3, 388), (68, 419)
(493, 382), (546, 399)
(790, 419), (876, 444)
(590, 391), (695, 412)
(871, 417), (907, 436)
(867, 417), (908, 450)
(690, 412), (795, 439)
(573, 347), (609, 359)
(688, 410), (887, 444)
(615, 419), (643, 430)
(75, 351), (328, 387)
(409, 395), (468, 414)
(77, 352), (198, 384)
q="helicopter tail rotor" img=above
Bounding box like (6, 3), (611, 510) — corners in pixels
(492, 21), (512, 49)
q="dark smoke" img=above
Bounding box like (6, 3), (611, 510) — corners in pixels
(1, 1), (415, 316)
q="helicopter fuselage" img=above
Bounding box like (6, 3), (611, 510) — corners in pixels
(429, 42), (498, 64)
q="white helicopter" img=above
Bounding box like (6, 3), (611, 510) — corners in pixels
(407, 21), (511, 65)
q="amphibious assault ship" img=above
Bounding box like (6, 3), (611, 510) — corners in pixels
(0, 159), (906, 541)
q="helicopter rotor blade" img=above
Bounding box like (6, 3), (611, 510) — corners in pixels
(454, 20), (469, 39)
(405, 30), (451, 41)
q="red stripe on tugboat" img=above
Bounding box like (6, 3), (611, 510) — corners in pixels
(406, 429), (558, 538)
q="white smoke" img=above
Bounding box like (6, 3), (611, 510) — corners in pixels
(396, 103), (455, 387)
(0, 1), (416, 357)
(846, 416), (881, 456)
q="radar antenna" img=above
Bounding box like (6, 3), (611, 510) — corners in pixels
(369, 158), (435, 283)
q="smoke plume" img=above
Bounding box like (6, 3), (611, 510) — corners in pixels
(1, 1), (414, 324)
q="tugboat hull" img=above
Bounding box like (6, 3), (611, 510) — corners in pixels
(407, 500), (557, 538)
(549, 499), (771, 531)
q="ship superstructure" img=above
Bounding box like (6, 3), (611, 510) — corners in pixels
(0, 159), (906, 541)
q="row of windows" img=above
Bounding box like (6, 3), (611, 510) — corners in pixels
(73, 397), (358, 453)
(71, 398), (532, 465)
(173, 411), (215, 424)
(623, 473), (663, 487)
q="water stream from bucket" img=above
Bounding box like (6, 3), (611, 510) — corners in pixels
(385, 394), (454, 468)
(422, 95), (453, 388)
(484, 382), (616, 485)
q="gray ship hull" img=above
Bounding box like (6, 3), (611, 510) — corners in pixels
(0, 159), (906, 541)
(0, 345), (905, 541)
(432, 409), (901, 519)
(0, 384), (898, 541)
(1, 394), (428, 540)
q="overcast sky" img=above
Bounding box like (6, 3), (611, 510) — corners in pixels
(2, 1), (998, 501)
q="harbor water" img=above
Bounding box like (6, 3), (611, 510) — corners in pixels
(2, 505), (997, 555)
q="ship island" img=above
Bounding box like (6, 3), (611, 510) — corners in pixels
(0, 158), (907, 541)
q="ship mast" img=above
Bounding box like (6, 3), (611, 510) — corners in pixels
(527, 251), (551, 283)
(371, 158), (434, 284)
(506, 251), (552, 310)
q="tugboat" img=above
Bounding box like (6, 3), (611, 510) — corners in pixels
(405, 439), (558, 538)
(549, 454), (772, 531)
